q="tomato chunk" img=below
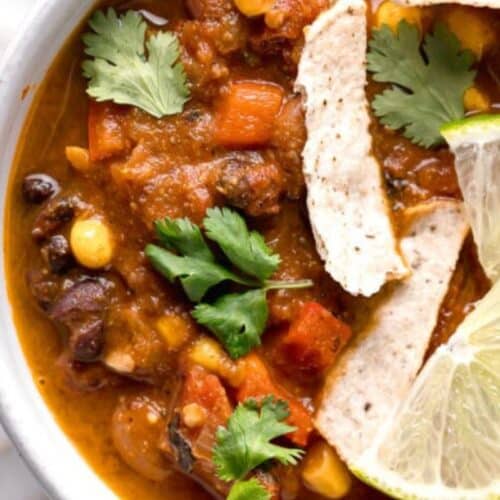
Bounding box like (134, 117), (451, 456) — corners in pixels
(237, 353), (313, 446)
(88, 100), (128, 162)
(180, 365), (233, 431)
(214, 81), (284, 147)
(278, 302), (352, 378)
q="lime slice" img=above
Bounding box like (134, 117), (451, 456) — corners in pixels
(351, 280), (500, 500)
(442, 114), (500, 283)
(348, 114), (500, 499)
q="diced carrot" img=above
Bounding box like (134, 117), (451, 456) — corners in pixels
(88, 100), (129, 162)
(214, 81), (284, 147)
(237, 353), (313, 446)
(277, 302), (352, 378)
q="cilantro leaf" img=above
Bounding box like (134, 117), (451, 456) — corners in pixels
(192, 290), (268, 359)
(227, 480), (271, 500)
(154, 217), (214, 262)
(145, 244), (256, 303)
(82, 9), (190, 118)
(204, 208), (280, 281)
(367, 21), (476, 147)
(146, 208), (313, 358)
(213, 396), (304, 482)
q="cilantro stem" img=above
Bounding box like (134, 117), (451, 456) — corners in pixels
(264, 279), (314, 291)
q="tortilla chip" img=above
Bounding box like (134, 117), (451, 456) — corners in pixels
(296, 0), (409, 297)
(315, 201), (469, 463)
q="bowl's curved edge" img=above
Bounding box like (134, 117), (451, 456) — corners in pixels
(0, 1), (115, 499)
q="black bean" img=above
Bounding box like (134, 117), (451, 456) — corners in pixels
(26, 270), (61, 311)
(42, 235), (74, 274)
(32, 197), (76, 241)
(68, 318), (105, 362)
(49, 279), (108, 362)
(22, 174), (59, 204)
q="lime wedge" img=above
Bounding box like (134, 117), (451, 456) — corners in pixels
(351, 280), (500, 500)
(348, 114), (500, 499)
(442, 114), (500, 283)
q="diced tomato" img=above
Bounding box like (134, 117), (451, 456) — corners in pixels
(278, 302), (352, 378)
(88, 100), (129, 162)
(176, 368), (233, 496)
(214, 81), (284, 147)
(236, 353), (313, 447)
(180, 366), (233, 429)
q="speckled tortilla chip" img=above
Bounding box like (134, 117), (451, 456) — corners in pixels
(315, 201), (469, 463)
(296, 0), (409, 297)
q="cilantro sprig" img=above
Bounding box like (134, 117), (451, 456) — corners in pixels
(214, 397), (304, 499)
(145, 208), (313, 358)
(82, 9), (190, 118)
(367, 21), (476, 148)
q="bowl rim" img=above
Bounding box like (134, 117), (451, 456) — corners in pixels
(0, 0), (114, 498)
(0, 5), (62, 495)
(0, 2), (74, 498)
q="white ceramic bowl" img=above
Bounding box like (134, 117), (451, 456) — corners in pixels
(0, 1), (116, 498)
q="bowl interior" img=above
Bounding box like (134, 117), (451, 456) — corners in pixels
(0, 1), (115, 498)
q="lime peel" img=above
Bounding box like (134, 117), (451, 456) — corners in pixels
(442, 113), (500, 283)
(441, 114), (500, 146)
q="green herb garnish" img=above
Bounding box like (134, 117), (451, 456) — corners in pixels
(193, 290), (268, 360)
(227, 479), (271, 500)
(214, 397), (303, 490)
(367, 21), (476, 148)
(146, 208), (313, 358)
(145, 245), (256, 303)
(82, 9), (190, 118)
(204, 208), (280, 281)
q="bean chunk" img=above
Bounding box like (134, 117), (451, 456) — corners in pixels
(22, 174), (59, 204)
(42, 235), (74, 274)
(32, 196), (77, 241)
(49, 279), (108, 362)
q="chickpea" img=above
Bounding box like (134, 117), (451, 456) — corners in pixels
(234, 0), (275, 17)
(70, 219), (114, 269)
(375, 1), (423, 32)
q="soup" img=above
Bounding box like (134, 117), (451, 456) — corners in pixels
(5, 0), (497, 498)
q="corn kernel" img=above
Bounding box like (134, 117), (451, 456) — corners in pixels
(189, 337), (242, 386)
(234, 0), (275, 17)
(464, 87), (490, 113)
(302, 441), (352, 499)
(65, 146), (91, 172)
(375, 1), (422, 32)
(442, 6), (496, 58)
(181, 403), (207, 429)
(156, 315), (190, 350)
(70, 218), (114, 269)
(189, 337), (227, 373)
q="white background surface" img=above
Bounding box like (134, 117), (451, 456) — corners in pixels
(1, 0), (49, 498)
